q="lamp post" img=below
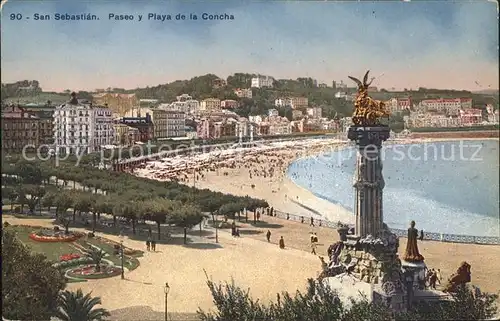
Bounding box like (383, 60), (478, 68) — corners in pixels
(120, 239), (125, 280)
(215, 211), (219, 243)
(164, 282), (170, 321)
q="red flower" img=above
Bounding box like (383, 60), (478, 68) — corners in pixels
(59, 253), (81, 261)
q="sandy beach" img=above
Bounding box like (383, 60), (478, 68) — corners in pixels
(134, 138), (358, 224)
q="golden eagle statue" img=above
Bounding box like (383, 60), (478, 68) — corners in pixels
(348, 70), (390, 126)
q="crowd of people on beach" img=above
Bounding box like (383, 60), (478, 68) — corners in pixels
(133, 141), (343, 191)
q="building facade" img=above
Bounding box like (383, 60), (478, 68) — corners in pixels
(113, 123), (140, 146)
(387, 98), (412, 113)
(290, 97), (308, 109)
(125, 107), (185, 139)
(221, 100), (239, 109)
(121, 115), (154, 142)
(292, 109), (303, 120)
(251, 76), (274, 88)
(275, 98), (292, 107)
(200, 98), (222, 112)
(53, 93), (114, 154)
(268, 117), (292, 135)
(306, 107), (322, 119)
(234, 88), (253, 99)
(1, 105), (40, 153)
(419, 98), (472, 116)
(268, 108), (279, 117)
(486, 104), (499, 123)
(459, 109), (482, 126)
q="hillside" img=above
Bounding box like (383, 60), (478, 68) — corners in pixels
(2, 75), (498, 119)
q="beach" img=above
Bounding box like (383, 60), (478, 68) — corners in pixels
(134, 138), (358, 224)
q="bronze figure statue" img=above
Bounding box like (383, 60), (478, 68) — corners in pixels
(348, 70), (390, 126)
(443, 261), (472, 293)
(403, 220), (425, 262)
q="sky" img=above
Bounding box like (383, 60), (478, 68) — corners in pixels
(1, 0), (499, 92)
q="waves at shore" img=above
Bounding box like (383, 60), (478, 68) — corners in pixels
(288, 139), (499, 237)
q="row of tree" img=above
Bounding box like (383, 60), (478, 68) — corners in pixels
(2, 158), (269, 243)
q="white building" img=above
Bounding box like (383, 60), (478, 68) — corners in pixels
(159, 96), (200, 114)
(251, 76), (274, 88)
(307, 107), (322, 119)
(234, 88), (253, 99)
(249, 115), (263, 123)
(275, 98), (292, 107)
(486, 104), (499, 123)
(419, 98), (472, 115)
(335, 92), (347, 99)
(53, 93), (114, 154)
(268, 117), (292, 135)
(340, 117), (353, 132)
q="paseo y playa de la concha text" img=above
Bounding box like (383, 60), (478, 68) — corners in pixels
(9, 12), (235, 21)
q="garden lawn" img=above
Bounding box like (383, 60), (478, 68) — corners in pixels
(5, 224), (142, 272)
(5, 225), (79, 262)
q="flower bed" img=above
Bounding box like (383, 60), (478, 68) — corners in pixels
(29, 233), (81, 242)
(53, 257), (94, 269)
(66, 264), (122, 279)
(60, 253), (81, 261)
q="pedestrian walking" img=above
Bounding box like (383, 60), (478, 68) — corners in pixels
(279, 236), (285, 249)
(311, 242), (317, 255)
(310, 217), (315, 227)
(419, 229), (424, 241)
(266, 230), (271, 242)
(146, 238), (151, 251)
(151, 239), (156, 252)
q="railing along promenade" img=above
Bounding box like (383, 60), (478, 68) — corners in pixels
(269, 210), (500, 246)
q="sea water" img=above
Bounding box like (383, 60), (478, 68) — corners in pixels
(287, 140), (499, 237)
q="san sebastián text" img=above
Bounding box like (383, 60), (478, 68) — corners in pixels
(33, 13), (98, 21)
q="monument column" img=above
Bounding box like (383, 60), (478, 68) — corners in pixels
(348, 126), (390, 238)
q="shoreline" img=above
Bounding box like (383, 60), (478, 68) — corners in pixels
(133, 137), (498, 230)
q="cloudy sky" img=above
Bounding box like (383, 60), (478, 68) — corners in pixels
(1, 0), (498, 91)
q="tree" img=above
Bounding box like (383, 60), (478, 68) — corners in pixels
(140, 198), (176, 240)
(14, 161), (43, 185)
(198, 278), (499, 321)
(1, 186), (18, 211)
(55, 191), (75, 233)
(23, 184), (46, 214)
(84, 246), (106, 273)
(397, 284), (498, 321)
(2, 230), (66, 320)
(41, 190), (57, 212)
(73, 193), (93, 221)
(171, 204), (205, 244)
(56, 289), (110, 321)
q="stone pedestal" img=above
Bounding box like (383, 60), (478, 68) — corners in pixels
(401, 260), (427, 291)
